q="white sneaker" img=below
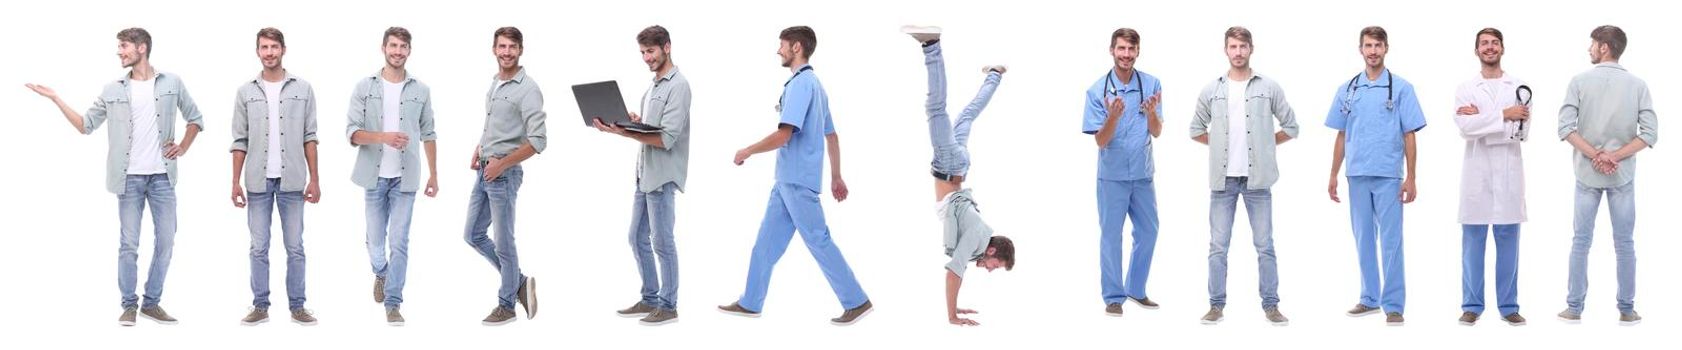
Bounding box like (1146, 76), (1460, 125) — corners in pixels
(982, 65), (1008, 75)
(901, 25), (942, 43)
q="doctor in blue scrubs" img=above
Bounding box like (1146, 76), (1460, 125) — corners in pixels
(1325, 26), (1426, 326)
(1083, 27), (1164, 317)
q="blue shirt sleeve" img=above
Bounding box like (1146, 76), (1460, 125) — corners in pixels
(1324, 85), (1348, 131)
(1397, 82), (1426, 133)
(1083, 87), (1105, 135)
(778, 78), (812, 133)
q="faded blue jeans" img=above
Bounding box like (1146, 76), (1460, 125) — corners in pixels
(117, 174), (177, 309)
(1567, 180), (1636, 313)
(248, 177), (307, 310)
(464, 165), (527, 309)
(924, 41), (1001, 178)
(365, 177), (415, 308)
(1207, 176), (1279, 309)
(629, 181), (679, 310)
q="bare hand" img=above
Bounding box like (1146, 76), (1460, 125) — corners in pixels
(733, 149), (750, 165)
(1327, 177), (1341, 203)
(385, 132), (410, 150)
(1399, 178), (1417, 204)
(232, 184), (247, 208)
(24, 83), (58, 100)
(831, 176), (850, 202)
(1105, 97), (1126, 120)
(956, 308), (979, 315)
(163, 140), (190, 159)
(470, 147), (482, 170)
(482, 157), (505, 181)
(1502, 105), (1530, 121)
(304, 182), (321, 204)
(948, 316), (980, 326)
(592, 118), (626, 135)
(1456, 105), (1479, 116)
(1593, 151), (1620, 174)
(424, 177), (439, 197)
(1141, 92), (1162, 117)
(628, 112), (642, 123)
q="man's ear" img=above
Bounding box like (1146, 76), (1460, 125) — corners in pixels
(985, 246), (997, 256)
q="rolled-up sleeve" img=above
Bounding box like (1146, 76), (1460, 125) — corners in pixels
(1637, 84), (1657, 147)
(656, 82), (690, 150)
(521, 86), (548, 153)
(230, 90), (250, 152)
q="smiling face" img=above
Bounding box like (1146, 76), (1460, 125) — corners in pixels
(641, 43), (669, 72)
(1111, 38), (1139, 72)
(117, 40), (144, 68)
(1360, 35), (1387, 70)
(256, 37), (285, 70)
(778, 40), (799, 68)
(1477, 33), (1503, 66)
(384, 35), (410, 70)
(493, 36), (521, 70)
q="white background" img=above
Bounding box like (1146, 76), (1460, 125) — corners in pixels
(0, 0), (1672, 348)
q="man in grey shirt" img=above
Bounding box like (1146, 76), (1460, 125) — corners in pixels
(1189, 26), (1297, 326)
(901, 25), (1017, 327)
(26, 27), (203, 327)
(345, 26), (438, 326)
(1555, 25), (1656, 327)
(595, 25), (691, 327)
(232, 27), (321, 327)
(468, 26), (546, 326)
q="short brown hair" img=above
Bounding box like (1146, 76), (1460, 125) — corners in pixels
(384, 26), (412, 46)
(779, 26), (817, 58)
(1225, 26), (1252, 45)
(1590, 25), (1627, 59)
(117, 27), (152, 58)
(1111, 28), (1140, 47)
(1474, 27), (1503, 49)
(494, 26), (523, 47)
(637, 25), (670, 47)
(1360, 26), (1387, 44)
(256, 27), (285, 47)
(989, 236), (1016, 271)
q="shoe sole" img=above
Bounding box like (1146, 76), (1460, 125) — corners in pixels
(1458, 320), (1476, 326)
(119, 320), (136, 327)
(1620, 320), (1641, 326)
(830, 307), (873, 326)
(1270, 320), (1290, 327)
(1557, 317), (1582, 324)
(1200, 317), (1223, 325)
(388, 321), (405, 327)
(1105, 311), (1124, 317)
(140, 313), (178, 325)
(1347, 309), (1381, 317)
(522, 277), (539, 319)
(717, 308), (761, 318)
(900, 26), (942, 34)
(1386, 321), (1405, 326)
(241, 318), (269, 326)
(1130, 300), (1159, 310)
(1506, 321), (1527, 326)
(618, 312), (652, 318)
(639, 318), (678, 326)
(482, 318), (514, 326)
(292, 319), (318, 326)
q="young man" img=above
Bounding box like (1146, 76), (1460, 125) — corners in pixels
(25, 27), (203, 326)
(594, 25), (692, 326)
(717, 26), (873, 326)
(1189, 26), (1297, 326)
(900, 25), (1018, 327)
(1083, 27), (1163, 317)
(1452, 27), (1529, 327)
(1325, 26), (1425, 326)
(467, 26), (546, 326)
(233, 27), (321, 327)
(1556, 25), (1655, 327)
(345, 26), (439, 326)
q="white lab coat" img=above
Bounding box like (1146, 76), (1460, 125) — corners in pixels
(1454, 74), (1528, 225)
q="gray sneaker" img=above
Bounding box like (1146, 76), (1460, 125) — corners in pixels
(1200, 307), (1224, 325)
(374, 276), (386, 304)
(1619, 311), (1642, 326)
(1557, 309), (1582, 324)
(290, 309), (318, 326)
(386, 307), (405, 327)
(140, 305), (177, 325)
(1130, 297), (1160, 309)
(982, 65), (1008, 75)
(119, 307), (137, 327)
(519, 276), (539, 320)
(1502, 313), (1527, 326)
(639, 308), (678, 326)
(717, 302), (761, 318)
(1458, 311), (1479, 326)
(1105, 303), (1124, 317)
(830, 300), (873, 326)
(1265, 307), (1290, 326)
(482, 306), (517, 326)
(618, 301), (656, 318)
(240, 308), (269, 326)
(1347, 304), (1381, 317)
(1386, 312), (1405, 326)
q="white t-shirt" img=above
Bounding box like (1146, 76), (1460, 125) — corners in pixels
(262, 79), (285, 178)
(126, 77), (165, 175)
(1224, 78), (1251, 177)
(379, 79), (404, 178)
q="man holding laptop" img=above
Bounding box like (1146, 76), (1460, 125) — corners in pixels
(588, 25), (692, 326)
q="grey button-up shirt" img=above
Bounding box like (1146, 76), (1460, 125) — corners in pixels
(941, 189), (993, 278)
(1557, 63), (1658, 188)
(636, 68), (692, 193)
(83, 71), (206, 194)
(231, 73), (318, 192)
(346, 72), (437, 192)
(1190, 74), (1299, 191)
(479, 68), (548, 159)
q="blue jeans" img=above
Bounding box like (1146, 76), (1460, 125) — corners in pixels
(1207, 177), (1279, 309)
(1347, 176), (1405, 314)
(1098, 178), (1158, 304)
(1463, 224), (1520, 315)
(464, 165), (526, 309)
(629, 181), (679, 310)
(737, 182), (869, 312)
(248, 177), (307, 310)
(1568, 181), (1636, 313)
(117, 174), (176, 309)
(365, 177), (416, 308)
(924, 41), (1001, 177)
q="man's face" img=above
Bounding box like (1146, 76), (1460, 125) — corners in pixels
(257, 37), (285, 70)
(641, 44), (668, 72)
(1477, 33), (1503, 66)
(1225, 37), (1252, 69)
(1588, 41), (1607, 64)
(118, 41), (143, 68)
(384, 37), (410, 70)
(494, 36), (522, 70)
(1111, 39), (1139, 71)
(778, 40), (797, 68)
(1360, 36), (1387, 69)
(977, 257), (1004, 272)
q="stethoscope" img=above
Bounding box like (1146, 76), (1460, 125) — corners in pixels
(1103, 68), (1145, 113)
(1513, 84), (1532, 140)
(774, 65), (816, 113)
(1339, 70), (1395, 117)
